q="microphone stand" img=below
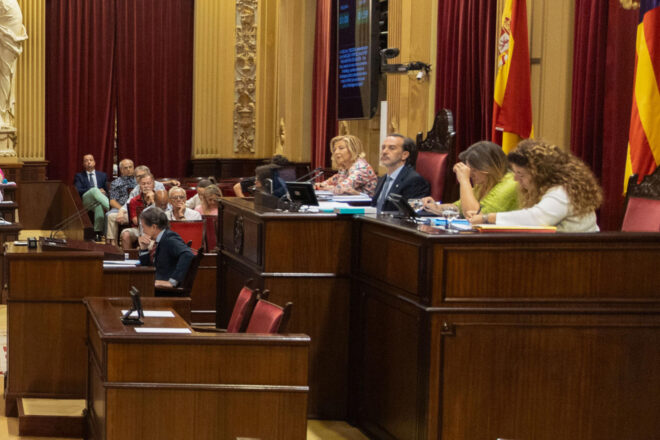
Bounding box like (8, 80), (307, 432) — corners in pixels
(49, 199), (101, 239)
(295, 167), (323, 182)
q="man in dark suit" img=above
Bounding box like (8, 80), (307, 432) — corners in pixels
(73, 154), (110, 240)
(138, 207), (194, 290)
(371, 134), (430, 212)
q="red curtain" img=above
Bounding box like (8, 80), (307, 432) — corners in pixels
(571, 0), (638, 230)
(435, 0), (497, 157)
(311, 0), (338, 169)
(115, 0), (194, 178)
(46, 0), (116, 181)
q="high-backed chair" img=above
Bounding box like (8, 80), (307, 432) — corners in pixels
(169, 220), (204, 251)
(154, 247), (204, 297)
(622, 167), (660, 232)
(414, 109), (457, 202)
(245, 295), (292, 334)
(225, 284), (260, 333)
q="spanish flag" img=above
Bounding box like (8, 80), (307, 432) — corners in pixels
(624, 0), (660, 189)
(492, 0), (533, 153)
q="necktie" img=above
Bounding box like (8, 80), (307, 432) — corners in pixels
(88, 173), (94, 187)
(377, 176), (392, 211)
(150, 241), (159, 264)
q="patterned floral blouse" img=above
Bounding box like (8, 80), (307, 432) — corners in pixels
(320, 157), (377, 196)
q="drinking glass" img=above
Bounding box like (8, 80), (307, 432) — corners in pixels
(442, 206), (460, 232)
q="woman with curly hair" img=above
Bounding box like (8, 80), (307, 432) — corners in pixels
(469, 139), (603, 232)
(315, 135), (377, 196)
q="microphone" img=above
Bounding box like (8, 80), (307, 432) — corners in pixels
(49, 199), (101, 239)
(305, 170), (325, 183)
(296, 167), (323, 182)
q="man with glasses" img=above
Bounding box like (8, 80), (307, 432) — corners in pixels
(166, 186), (201, 221)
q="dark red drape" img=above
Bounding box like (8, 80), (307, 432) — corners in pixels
(570, 0), (638, 230)
(46, 0), (116, 182)
(435, 0), (497, 158)
(115, 0), (194, 178)
(311, 0), (338, 169)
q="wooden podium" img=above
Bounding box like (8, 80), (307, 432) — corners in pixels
(3, 243), (154, 416)
(85, 297), (310, 440)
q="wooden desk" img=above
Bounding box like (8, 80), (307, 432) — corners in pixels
(218, 198), (352, 419)
(352, 216), (660, 440)
(85, 297), (309, 440)
(3, 244), (154, 416)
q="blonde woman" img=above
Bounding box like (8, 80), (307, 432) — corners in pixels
(315, 135), (377, 196)
(195, 184), (222, 216)
(469, 139), (603, 232)
(422, 141), (519, 216)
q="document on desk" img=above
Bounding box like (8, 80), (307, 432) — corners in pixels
(103, 259), (140, 268)
(121, 310), (175, 318)
(134, 327), (191, 334)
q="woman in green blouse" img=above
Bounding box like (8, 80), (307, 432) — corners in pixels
(422, 140), (518, 216)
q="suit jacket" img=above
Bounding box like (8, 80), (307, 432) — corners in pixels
(371, 164), (431, 212)
(74, 170), (108, 196)
(139, 229), (195, 283)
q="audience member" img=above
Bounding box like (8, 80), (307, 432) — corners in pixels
(120, 173), (155, 250)
(105, 158), (135, 245)
(138, 207), (195, 290)
(166, 187), (202, 221)
(73, 154), (109, 240)
(315, 135), (377, 196)
(371, 134), (430, 212)
(186, 178), (214, 209)
(195, 184), (221, 216)
(469, 139), (603, 232)
(422, 141), (518, 216)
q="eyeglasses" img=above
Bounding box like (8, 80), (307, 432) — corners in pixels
(170, 195), (186, 200)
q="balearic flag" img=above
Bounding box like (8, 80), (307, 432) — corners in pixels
(624, 0), (660, 189)
(492, 0), (533, 153)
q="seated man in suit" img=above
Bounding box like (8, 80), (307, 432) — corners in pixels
(73, 154), (110, 240)
(138, 207), (194, 290)
(371, 134), (430, 212)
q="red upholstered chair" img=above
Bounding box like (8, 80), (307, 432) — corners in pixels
(226, 285), (259, 333)
(169, 220), (204, 252)
(245, 295), (292, 334)
(622, 167), (660, 232)
(622, 197), (660, 231)
(413, 109), (457, 202)
(202, 215), (218, 252)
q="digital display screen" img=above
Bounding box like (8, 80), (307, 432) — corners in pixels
(337, 0), (378, 120)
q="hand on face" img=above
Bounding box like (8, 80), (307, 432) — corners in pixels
(137, 233), (152, 250)
(453, 162), (471, 184)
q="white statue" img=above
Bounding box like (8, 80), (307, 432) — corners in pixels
(0, 0), (27, 157)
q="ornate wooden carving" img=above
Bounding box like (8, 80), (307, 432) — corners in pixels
(415, 108), (456, 154)
(233, 0), (258, 153)
(627, 166), (660, 199)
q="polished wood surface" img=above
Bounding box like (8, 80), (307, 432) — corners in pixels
(218, 198), (352, 419)
(353, 216), (660, 440)
(4, 244), (156, 416)
(17, 181), (91, 240)
(85, 297), (309, 440)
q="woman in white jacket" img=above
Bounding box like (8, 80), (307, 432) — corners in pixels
(469, 139), (603, 232)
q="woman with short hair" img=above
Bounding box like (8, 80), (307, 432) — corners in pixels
(315, 135), (377, 196)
